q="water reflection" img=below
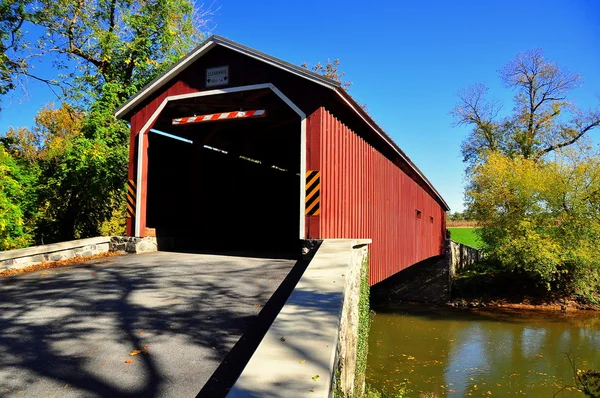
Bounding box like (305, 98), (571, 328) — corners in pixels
(367, 304), (600, 397)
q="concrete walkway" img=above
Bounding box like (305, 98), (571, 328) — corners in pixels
(0, 251), (297, 397)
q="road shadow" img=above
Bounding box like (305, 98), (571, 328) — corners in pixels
(0, 251), (300, 397)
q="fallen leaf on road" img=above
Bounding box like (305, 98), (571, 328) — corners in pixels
(312, 375), (319, 381)
(138, 331), (144, 335)
(129, 350), (142, 356)
(299, 360), (306, 364)
(0, 252), (121, 278)
(280, 336), (286, 342)
(125, 360), (132, 364)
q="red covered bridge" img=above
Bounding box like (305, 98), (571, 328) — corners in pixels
(115, 36), (449, 286)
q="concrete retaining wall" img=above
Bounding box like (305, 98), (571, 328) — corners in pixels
(0, 236), (160, 272)
(334, 242), (369, 396)
(227, 239), (371, 398)
(0, 237), (111, 272)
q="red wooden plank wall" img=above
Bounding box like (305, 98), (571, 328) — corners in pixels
(316, 108), (446, 285)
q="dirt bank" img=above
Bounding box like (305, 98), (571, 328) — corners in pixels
(448, 297), (600, 312)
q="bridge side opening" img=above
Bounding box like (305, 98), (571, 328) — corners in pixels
(145, 88), (301, 252)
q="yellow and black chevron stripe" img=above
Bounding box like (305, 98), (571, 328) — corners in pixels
(305, 170), (320, 216)
(126, 179), (136, 218)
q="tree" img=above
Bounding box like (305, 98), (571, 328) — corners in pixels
(0, 0), (28, 107)
(466, 149), (600, 296)
(0, 145), (37, 249)
(452, 49), (600, 166)
(30, 0), (212, 241)
(3, 103), (83, 162)
(2, 103), (129, 242)
(301, 58), (352, 89)
(455, 51), (600, 300)
(31, 0), (211, 102)
(0, 0), (213, 244)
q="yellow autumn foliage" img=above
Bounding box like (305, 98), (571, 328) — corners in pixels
(467, 151), (600, 296)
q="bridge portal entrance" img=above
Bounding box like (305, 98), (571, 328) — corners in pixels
(143, 87), (301, 251)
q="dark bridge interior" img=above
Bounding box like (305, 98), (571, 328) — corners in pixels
(146, 89), (301, 251)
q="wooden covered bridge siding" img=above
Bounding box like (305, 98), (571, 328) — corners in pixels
(307, 108), (446, 285)
(117, 36), (448, 286)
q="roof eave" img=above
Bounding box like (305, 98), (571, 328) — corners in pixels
(114, 40), (218, 120)
(114, 35), (341, 120)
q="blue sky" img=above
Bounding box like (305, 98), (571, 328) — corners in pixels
(1, 0), (599, 211)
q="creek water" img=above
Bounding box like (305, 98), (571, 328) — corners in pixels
(366, 304), (600, 397)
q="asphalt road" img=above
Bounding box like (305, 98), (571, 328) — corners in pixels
(0, 251), (297, 397)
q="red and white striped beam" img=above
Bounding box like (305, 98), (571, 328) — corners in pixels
(172, 110), (266, 125)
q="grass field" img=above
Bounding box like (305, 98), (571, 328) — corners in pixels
(448, 227), (484, 249)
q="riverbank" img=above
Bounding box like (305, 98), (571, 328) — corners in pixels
(447, 297), (600, 312)
(450, 270), (600, 312)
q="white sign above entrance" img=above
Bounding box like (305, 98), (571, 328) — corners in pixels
(206, 65), (229, 87)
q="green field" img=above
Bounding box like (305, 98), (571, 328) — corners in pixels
(448, 227), (484, 249)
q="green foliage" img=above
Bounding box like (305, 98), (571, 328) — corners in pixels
(467, 150), (600, 299)
(2, 102), (128, 243)
(0, 145), (37, 249)
(36, 134), (128, 241)
(579, 370), (600, 398)
(456, 49), (600, 302)
(0, 0), (211, 247)
(364, 383), (408, 398)
(30, 0), (208, 101)
(448, 228), (484, 249)
(99, 195), (127, 236)
(0, 0), (28, 106)
(446, 211), (476, 222)
(355, 253), (371, 394)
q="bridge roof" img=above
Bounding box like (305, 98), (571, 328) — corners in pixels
(115, 35), (449, 211)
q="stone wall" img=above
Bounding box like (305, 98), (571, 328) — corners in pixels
(0, 236), (162, 273)
(0, 237), (112, 272)
(370, 254), (449, 304)
(110, 236), (160, 254)
(370, 237), (484, 304)
(449, 240), (483, 277)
